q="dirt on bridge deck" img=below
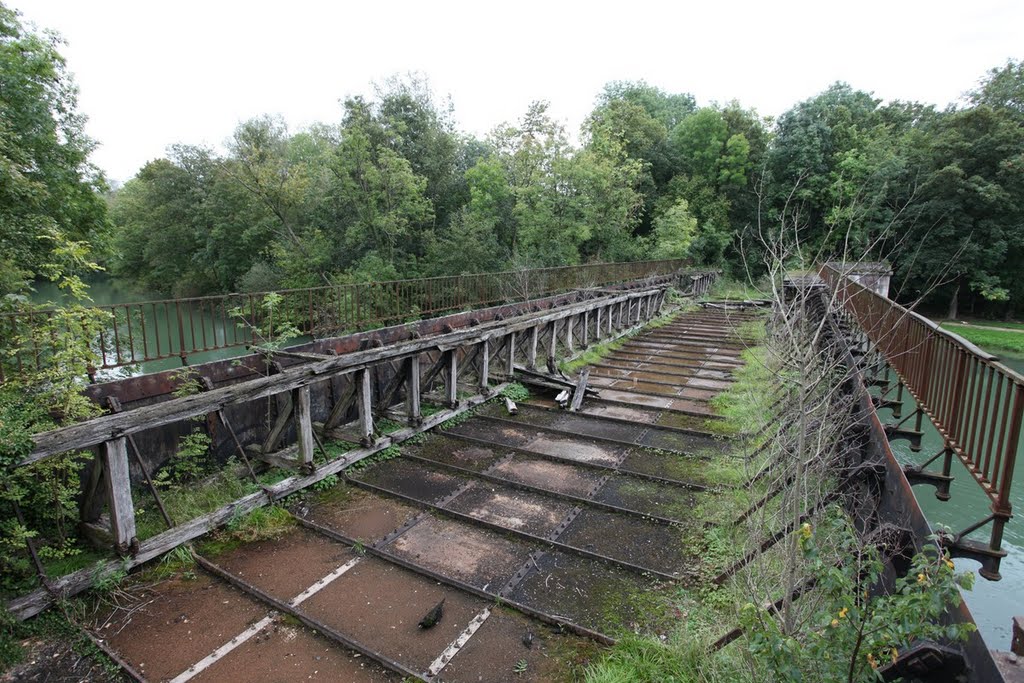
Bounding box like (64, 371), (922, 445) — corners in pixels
(80, 305), (764, 683)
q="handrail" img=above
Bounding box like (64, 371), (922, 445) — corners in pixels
(1, 258), (696, 378)
(820, 263), (1021, 560)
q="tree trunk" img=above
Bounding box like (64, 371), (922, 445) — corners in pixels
(947, 279), (961, 320)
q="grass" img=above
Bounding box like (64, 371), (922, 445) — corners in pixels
(939, 322), (1024, 355)
(706, 277), (768, 301)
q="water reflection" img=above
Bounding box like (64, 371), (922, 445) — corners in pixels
(878, 352), (1024, 650)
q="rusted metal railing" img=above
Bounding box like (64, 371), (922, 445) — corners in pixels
(2, 259), (692, 377)
(821, 263), (1023, 573)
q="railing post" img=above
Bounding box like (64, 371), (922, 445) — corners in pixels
(103, 437), (137, 556)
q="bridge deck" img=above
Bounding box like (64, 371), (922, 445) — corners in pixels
(87, 307), (763, 683)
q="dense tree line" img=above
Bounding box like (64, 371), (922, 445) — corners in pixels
(2, 0), (1022, 317)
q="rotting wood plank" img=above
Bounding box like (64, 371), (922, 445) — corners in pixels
(6, 386), (506, 621)
(405, 355), (421, 425)
(294, 386), (314, 467)
(102, 437), (136, 554)
(356, 368), (373, 446)
(323, 378), (358, 431)
(570, 367), (591, 412)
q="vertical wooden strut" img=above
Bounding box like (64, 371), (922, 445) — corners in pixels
(566, 315), (575, 354)
(356, 369), (374, 446)
(595, 308), (602, 341)
(294, 386), (314, 469)
(582, 310), (589, 348)
(505, 331), (516, 378)
(445, 349), (459, 408)
(102, 437), (137, 555)
(547, 320), (558, 372)
(406, 354), (422, 425)
(528, 326), (539, 369)
(479, 341), (491, 394)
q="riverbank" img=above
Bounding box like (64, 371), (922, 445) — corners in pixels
(939, 321), (1024, 355)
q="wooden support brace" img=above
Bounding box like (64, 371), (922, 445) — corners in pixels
(262, 390), (294, 454)
(505, 331), (516, 378)
(547, 320), (558, 365)
(102, 437), (137, 556)
(356, 369), (374, 446)
(607, 304), (613, 335)
(323, 379), (358, 431)
(445, 349), (459, 408)
(582, 310), (589, 347)
(528, 326), (539, 369)
(406, 355), (421, 425)
(595, 308), (602, 340)
(570, 368), (591, 412)
(294, 386), (314, 469)
(375, 359), (409, 415)
(479, 341), (491, 394)
(566, 315), (574, 354)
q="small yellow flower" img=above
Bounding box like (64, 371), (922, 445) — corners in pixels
(867, 653), (877, 669)
(945, 558), (955, 570)
(831, 619), (839, 628)
(917, 572), (927, 584)
(838, 607), (849, 619)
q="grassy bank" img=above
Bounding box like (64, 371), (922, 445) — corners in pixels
(940, 322), (1024, 355)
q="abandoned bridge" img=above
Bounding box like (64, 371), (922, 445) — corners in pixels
(2, 261), (1022, 682)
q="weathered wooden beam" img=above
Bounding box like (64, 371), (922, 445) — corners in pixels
(570, 368), (591, 412)
(505, 331), (516, 378)
(356, 369), (373, 446)
(374, 359), (409, 416)
(5, 385), (506, 622)
(323, 378), (358, 431)
(479, 340), (490, 394)
(444, 349), (458, 408)
(23, 287), (667, 464)
(528, 325), (539, 369)
(294, 386), (314, 467)
(262, 391), (294, 453)
(102, 437), (136, 555)
(566, 315), (575, 354)
(405, 355), (421, 425)
(582, 310), (589, 347)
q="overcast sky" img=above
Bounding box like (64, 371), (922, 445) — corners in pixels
(18, 0), (1024, 182)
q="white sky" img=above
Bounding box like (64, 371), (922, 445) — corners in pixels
(17, 0), (1024, 182)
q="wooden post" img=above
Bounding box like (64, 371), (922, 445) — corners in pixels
(293, 386), (314, 468)
(566, 315), (575, 354)
(357, 368), (374, 446)
(547, 320), (558, 368)
(406, 355), (421, 425)
(528, 325), (539, 369)
(582, 310), (589, 347)
(606, 304), (613, 336)
(445, 349), (459, 408)
(595, 308), (602, 340)
(102, 437), (137, 555)
(479, 341), (491, 394)
(506, 331), (516, 378)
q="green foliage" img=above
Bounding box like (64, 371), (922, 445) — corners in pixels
(225, 505), (295, 543)
(499, 382), (530, 403)
(740, 515), (975, 683)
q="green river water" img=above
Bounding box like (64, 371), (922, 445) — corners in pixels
(29, 278), (1024, 649)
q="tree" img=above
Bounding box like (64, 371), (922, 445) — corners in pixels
(0, 3), (110, 297)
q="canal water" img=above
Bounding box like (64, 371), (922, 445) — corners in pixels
(30, 277), (307, 377)
(875, 352), (1024, 651)
(30, 278), (1024, 648)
